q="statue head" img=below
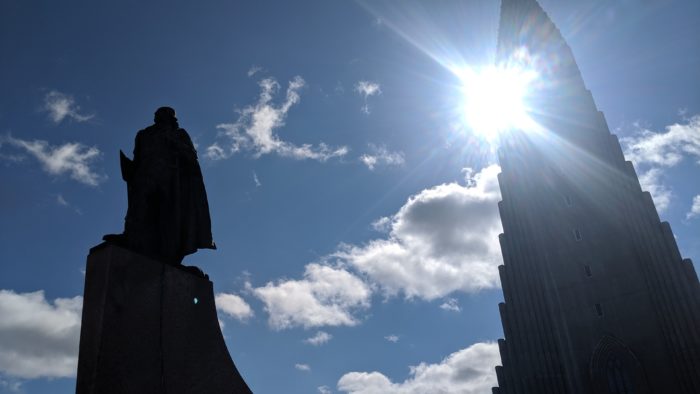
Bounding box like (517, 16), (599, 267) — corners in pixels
(154, 107), (178, 128)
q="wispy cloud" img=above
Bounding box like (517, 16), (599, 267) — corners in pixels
(439, 298), (461, 312)
(43, 91), (94, 124)
(251, 264), (371, 330)
(318, 386), (332, 394)
(359, 144), (405, 170)
(622, 116), (700, 168)
(247, 65), (263, 78)
(1, 135), (104, 186)
(207, 76), (348, 162)
(215, 293), (254, 322)
(0, 290), (82, 379)
(384, 335), (399, 343)
(354, 81), (382, 114)
(295, 363), (311, 372)
(253, 171), (262, 187)
(337, 342), (500, 394)
(304, 331), (333, 346)
(56, 194), (69, 206)
(687, 195), (700, 220)
(55, 194), (82, 215)
(622, 115), (700, 213)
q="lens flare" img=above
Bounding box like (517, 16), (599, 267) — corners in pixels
(459, 65), (538, 139)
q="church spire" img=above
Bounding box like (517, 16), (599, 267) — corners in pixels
(496, 0), (599, 138)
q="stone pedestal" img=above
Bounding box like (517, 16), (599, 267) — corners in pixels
(76, 243), (252, 394)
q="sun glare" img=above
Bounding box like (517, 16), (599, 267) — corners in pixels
(460, 65), (538, 139)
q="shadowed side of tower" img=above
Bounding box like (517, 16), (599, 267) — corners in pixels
(492, 1), (700, 393)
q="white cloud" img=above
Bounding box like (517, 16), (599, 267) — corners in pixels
(355, 81), (382, 98)
(371, 217), (392, 233)
(384, 335), (399, 343)
(337, 342), (499, 394)
(207, 76), (348, 161)
(215, 293), (254, 322)
(622, 116), (700, 168)
(43, 91), (93, 124)
(252, 264), (371, 330)
(355, 81), (382, 114)
(318, 385), (333, 394)
(304, 331), (333, 346)
(638, 168), (672, 212)
(334, 165), (503, 300)
(247, 65), (263, 77)
(295, 363), (311, 372)
(687, 195), (700, 220)
(360, 145), (405, 170)
(0, 290), (82, 379)
(439, 298), (461, 312)
(253, 171), (262, 187)
(56, 194), (69, 206)
(621, 115), (700, 213)
(2, 135), (104, 186)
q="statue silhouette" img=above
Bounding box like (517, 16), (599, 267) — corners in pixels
(104, 107), (216, 264)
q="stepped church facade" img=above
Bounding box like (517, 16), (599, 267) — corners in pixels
(492, 1), (700, 393)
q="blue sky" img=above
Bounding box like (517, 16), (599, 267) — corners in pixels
(1, 1), (699, 393)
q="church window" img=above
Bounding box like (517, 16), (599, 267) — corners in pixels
(584, 265), (592, 277)
(574, 229), (582, 241)
(595, 303), (604, 317)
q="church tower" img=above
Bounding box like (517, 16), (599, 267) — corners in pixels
(492, 1), (700, 393)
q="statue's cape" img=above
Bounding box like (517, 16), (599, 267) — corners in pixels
(119, 150), (134, 182)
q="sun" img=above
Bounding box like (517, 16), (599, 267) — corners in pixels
(459, 65), (538, 139)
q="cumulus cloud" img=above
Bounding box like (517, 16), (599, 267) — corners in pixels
(295, 363), (311, 372)
(337, 342), (500, 394)
(252, 264), (371, 330)
(43, 91), (93, 123)
(1, 135), (104, 186)
(0, 290), (82, 379)
(439, 298), (461, 312)
(687, 195), (700, 220)
(384, 335), (399, 343)
(355, 81), (382, 114)
(334, 165), (503, 300)
(360, 145), (405, 170)
(215, 293), (254, 322)
(622, 115), (700, 213)
(304, 331), (333, 346)
(207, 76), (348, 161)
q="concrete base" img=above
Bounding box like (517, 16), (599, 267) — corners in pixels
(76, 243), (252, 394)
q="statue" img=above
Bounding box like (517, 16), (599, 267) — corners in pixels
(104, 107), (216, 265)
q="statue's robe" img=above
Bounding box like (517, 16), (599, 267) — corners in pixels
(123, 123), (214, 264)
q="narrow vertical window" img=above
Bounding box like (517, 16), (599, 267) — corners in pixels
(595, 303), (604, 317)
(574, 229), (583, 241)
(584, 265), (592, 277)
